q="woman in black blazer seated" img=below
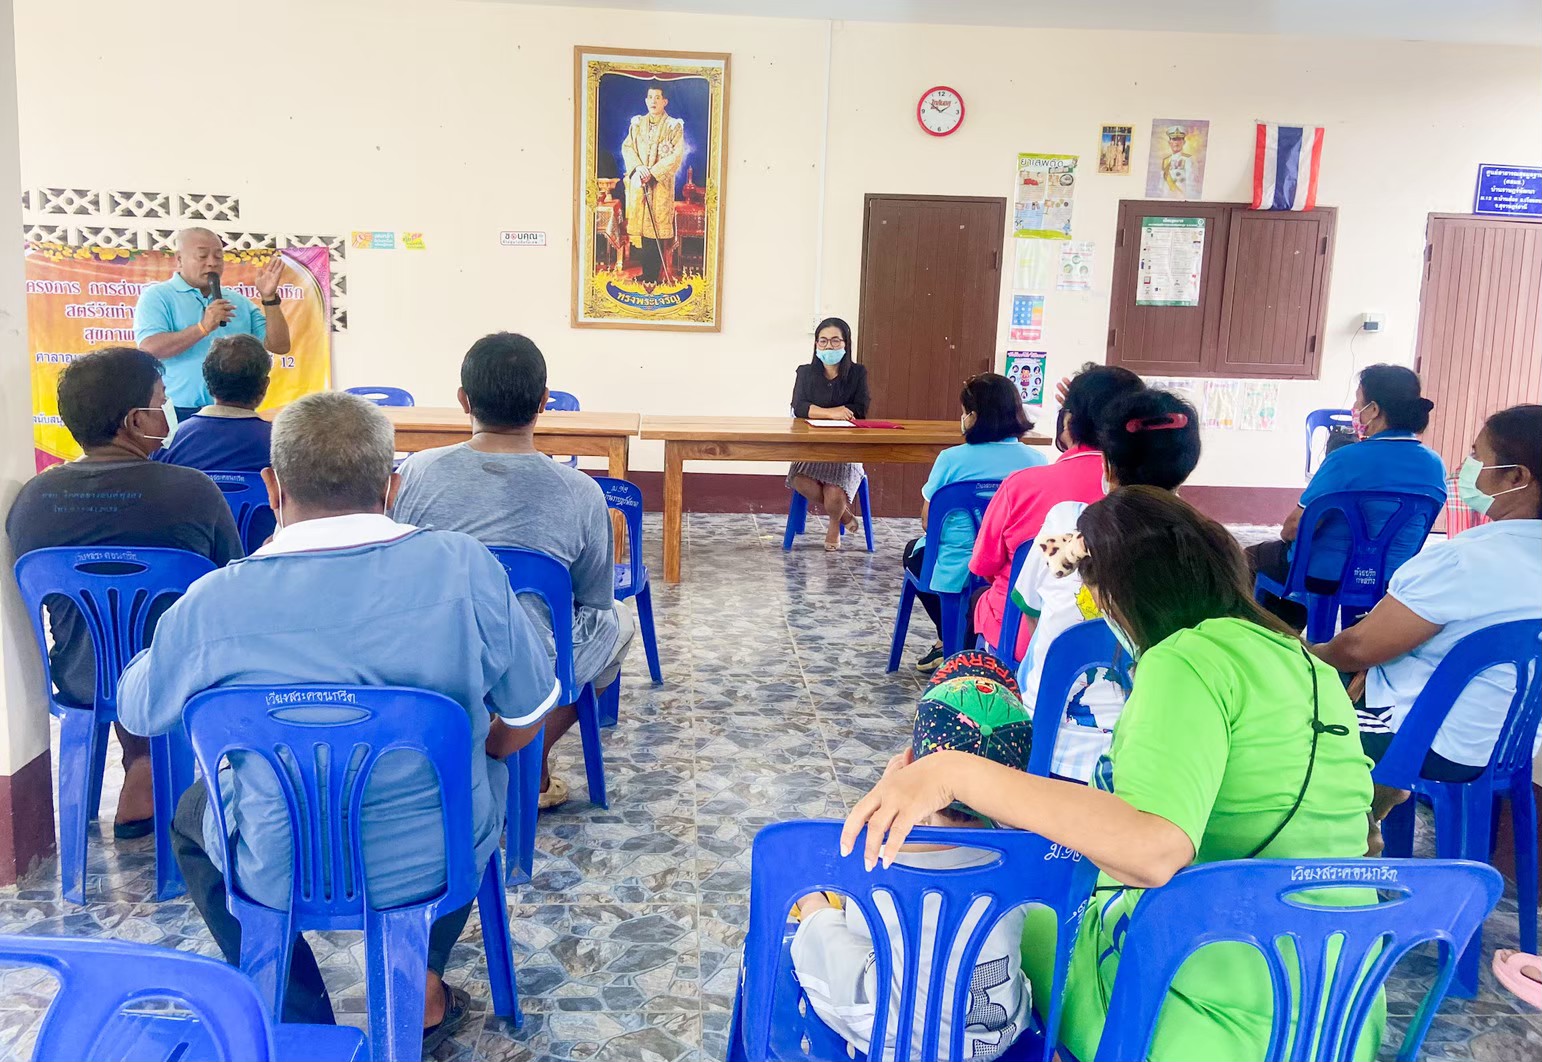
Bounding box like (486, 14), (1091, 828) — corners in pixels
(788, 317), (871, 551)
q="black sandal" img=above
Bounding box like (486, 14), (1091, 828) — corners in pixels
(113, 818), (154, 840)
(421, 983), (470, 1054)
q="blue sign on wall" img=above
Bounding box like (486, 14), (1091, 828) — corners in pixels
(1473, 164), (1542, 218)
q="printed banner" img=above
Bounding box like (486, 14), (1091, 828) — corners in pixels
(1013, 153), (1078, 238)
(24, 243), (331, 469)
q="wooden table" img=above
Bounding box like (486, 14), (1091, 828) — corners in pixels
(639, 416), (1053, 583)
(380, 407), (639, 478)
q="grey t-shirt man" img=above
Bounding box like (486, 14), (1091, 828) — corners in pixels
(392, 445), (626, 687)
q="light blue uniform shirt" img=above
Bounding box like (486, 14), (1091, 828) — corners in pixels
(922, 439), (1047, 593)
(134, 273), (267, 408)
(118, 518), (559, 910)
(1370, 519), (1542, 767)
(1296, 430), (1446, 583)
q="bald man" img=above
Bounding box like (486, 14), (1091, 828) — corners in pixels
(134, 228), (292, 415)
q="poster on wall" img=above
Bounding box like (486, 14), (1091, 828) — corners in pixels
(1010, 294), (1045, 341)
(1012, 240), (1058, 292)
(24, 242), (331, 470)
(1145, 119), (1209, 200)
(1098, 125), (1133, 174)
(1013, 153), (1078, 238)
(1005, 351), (1047, 408)
(572, 46), (730, 331)
(1136, 217), (1205, 307)
(1057, 241), (1095, 292)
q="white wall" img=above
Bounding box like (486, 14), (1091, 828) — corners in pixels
(11, 0), (1542, 491)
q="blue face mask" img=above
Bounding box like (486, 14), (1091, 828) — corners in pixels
(816, 346), (845, 366)
(1105, 615), (1141, 662)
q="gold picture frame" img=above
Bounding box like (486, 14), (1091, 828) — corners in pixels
(571, 46), (730, 331)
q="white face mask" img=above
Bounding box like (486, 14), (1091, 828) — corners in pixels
(126, 400), (178, 445)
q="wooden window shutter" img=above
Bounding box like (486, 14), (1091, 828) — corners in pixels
(1107, 201), (1231, 376)
(1215, 208), (1336, 379)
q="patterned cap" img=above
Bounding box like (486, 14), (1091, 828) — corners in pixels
(913, 675), (1033, 771)
(928, 649), (1021, 698)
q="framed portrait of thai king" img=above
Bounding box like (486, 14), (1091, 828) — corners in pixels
(572, 46), (730, 331)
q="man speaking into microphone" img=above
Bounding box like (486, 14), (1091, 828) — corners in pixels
(134, 227), (292, 417)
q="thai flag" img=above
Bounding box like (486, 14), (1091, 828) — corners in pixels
(1251, 123), (1325, 210)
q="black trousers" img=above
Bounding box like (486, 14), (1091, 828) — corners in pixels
(1244, 538), (1342, 634)
(637, 237), (666, 283)
(1358, 730), (1485, 784)
(172, 779), (474, 1025)
(903, 538), (983, 646)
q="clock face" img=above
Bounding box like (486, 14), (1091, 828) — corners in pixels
(917, 86), (964, 137)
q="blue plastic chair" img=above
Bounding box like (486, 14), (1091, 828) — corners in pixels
(982, 541), (1033, 663)
(344, 385), (415, 407)
(0, 934), (364, 1061)
(183, 685), (520, 1061)
(1253, 489), (1443, 643)
(887, 479), (1001, 671)
(1094, 858), (1502, 1062)
(1025, 618), (1133, 780)
(783, 477), (874, 553)
(728, 819), (1098, 1062)
(595, 477), (661, 689)
(1377, 618), (1542, 997)
(13, 547), (215, 905)
(544, 390), (581, 467)
(1304, 408), (1352, 476)
(490, 547), (609, 888)
(205, 470), (276, 555)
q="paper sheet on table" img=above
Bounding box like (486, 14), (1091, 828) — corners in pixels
(805, 419), (850, 427)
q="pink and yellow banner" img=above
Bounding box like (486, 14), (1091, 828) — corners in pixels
(23, 243), (332, 470)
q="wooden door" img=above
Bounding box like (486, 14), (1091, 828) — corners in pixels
(857, 194), (1006, 516)
(1413, 214), (1542, 471)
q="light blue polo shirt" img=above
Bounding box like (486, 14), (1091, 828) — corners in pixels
(134, 273), (266, 408)
(1295, 430), (1447, 583)
(1370, 519), (1542, 766)
(922, 438), (1047, 593)
(117, 520), (559, 910)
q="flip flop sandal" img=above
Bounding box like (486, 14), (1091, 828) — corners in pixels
(1493, 950), (1542, 1010)
(538, 774), (570, 810)
(113, 818), (154, 840)
(421, 982), (470, 1054)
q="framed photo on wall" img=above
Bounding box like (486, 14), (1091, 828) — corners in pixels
(572, 46), (730, 331)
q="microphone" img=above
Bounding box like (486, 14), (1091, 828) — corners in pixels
(207, 271), (226, 327)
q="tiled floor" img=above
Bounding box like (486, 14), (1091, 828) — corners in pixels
(1, 512), (1538, 1061)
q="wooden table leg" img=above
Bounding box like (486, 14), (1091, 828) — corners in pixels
(663, 442), (684, 583)
(607, 436), (630, 562)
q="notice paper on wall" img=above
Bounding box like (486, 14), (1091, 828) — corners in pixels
(1013, 153), (1078, 238)
(401, 232), (426, 250)
(1010, 294), (1045, 341)
(1013, 239), (1059, 292)
(1203, 380), (1241, 430)
(1057, 241), (1095, 292)
(1238, 381), (1281, 431)
(1136, 217), (1205, 307)
(1006, 351), (1047, 406)
(351, 230), (395, 250)
(1145, 376), (1204, 415)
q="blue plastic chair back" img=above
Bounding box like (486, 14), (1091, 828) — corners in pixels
(1095, 858), (1503, 1062)
(488, 546), (580, 701)
(987, 541), (1033, 663)
(14, 547), (218, 713)
(784, 477), (875, 553)
(344, 385), (415, 407)
(1258, 489), (1442, 642)
(596, 477), (645, 596)
(1305, 408), (1352, 476)
(1026, 618), (1133, 779)
(205, 470), (275, 555)
(914, 479), (1001, 593)
(184, 685), (479, 926)
(735, 819), (1098, 1062)
(545, 390), (581, 412)
(0, 934), (364, 1062)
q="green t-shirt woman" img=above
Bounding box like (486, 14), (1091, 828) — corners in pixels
(840, 486), (1379, 1060)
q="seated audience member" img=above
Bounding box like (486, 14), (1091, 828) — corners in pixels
(392, 332), (633, 810)
(153, 333), (274, 472)
(1313, 404), (1541, 827)
(905, 373), (1046, 670)
(6, 347), (241, 839)
(793, 656), (1035, 1060)
(1247, 364), (1446, 630)
(788, 316), (871, 551)
(968, 364), (1144, 657)
(845, 488), (1378, 1061)
(117, 392), (558, 1047)
(1012, 389), (1201, 780)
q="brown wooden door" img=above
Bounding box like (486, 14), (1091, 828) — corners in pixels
(1413, 214), (1542, 472)
(857, 194), (1006, 516)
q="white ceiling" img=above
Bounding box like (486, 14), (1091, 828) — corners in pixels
(498, 0), (1542, 46)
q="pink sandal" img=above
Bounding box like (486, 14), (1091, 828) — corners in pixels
(1493, 950), (1542, 1010)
